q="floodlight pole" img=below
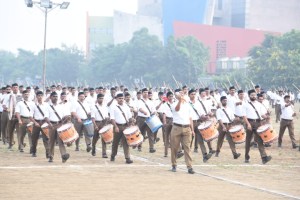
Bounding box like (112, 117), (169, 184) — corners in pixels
(42, 8), (48, 92)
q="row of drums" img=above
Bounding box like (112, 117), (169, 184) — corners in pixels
(198, 119), (278, 145)
(25, 115), (278, 147)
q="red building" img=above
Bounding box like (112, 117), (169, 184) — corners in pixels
(173, 21), (278, 74)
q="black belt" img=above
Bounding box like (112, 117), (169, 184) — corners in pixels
(81, 118), (88, 121)
(166, 117), (173, 120)
(50, 121), (61, 124)
(193, 119), (201, 123)
(282, 118), (293, 121)
(95, 120), (104, 122)
(21, 116), (30, 119)
(138, 116), (147, 119)
(173, 123), (190, 128)
(116, 123), (127, 126)
(223, 123), (232, 125)
(247, 118), (261, 122)
(34, 119), (45, 123)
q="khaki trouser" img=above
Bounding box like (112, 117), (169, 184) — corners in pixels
(111, 124), (130, 159)
(278, 119), (296, 146)
(17, 117), (32, 150)
(136, 116), (154, 149)
(1, 112), (9, 142)
(7, 116), (19, 146)
(74, 120), (92, 148)
(216, 124), (237, 155)
(275, 104), (281, 122)
(92, 121), (107, 155)
(158, 112), (165, 144)
(170, 124), (193, 169)
(163, 117), (173, 156)
(48, 124), (67, 158)
(31, 120), (49, 155)
(245, 121), (267, 160)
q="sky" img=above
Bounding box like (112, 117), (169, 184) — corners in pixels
(0, 0), (137, 53)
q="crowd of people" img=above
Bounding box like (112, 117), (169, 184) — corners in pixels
(0, 83), (299, 174)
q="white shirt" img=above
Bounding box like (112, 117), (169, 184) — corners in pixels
(125, 100), (138, 112)
(2, 93), (22, 109)
(46, 102), (71, 122)
(0, 93), (4, 112)
(235, 99), (246, 117)
(227, 94), (238, 112)
(85, 95), (97, 107)
(137, 98), (155, 117)
(110, 103), (132, 124)
(161, 102), (173, 118)
(155, 99), (165, 113)
(33, 102), (49, 120)
(243, 101), (265, 119)
(15, 100), (34, 117)
(68, 94), (77, 104)
(171, 101), (193, 125)
(275, 94), (284, 105)
(189, 100), (204, 120)
(198, 98), (212, 115)
(91, 103), (109, 121)
(72, 100), (91, 120)
(216, 106), (235, 123)
(280, 102), (294, 120)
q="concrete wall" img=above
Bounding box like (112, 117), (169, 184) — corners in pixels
(137, 0), (162, 18)
(113, 10), (163, 44)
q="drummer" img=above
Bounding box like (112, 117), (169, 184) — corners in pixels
(215, 96), (241, 159)
(110, 92), (134, 164)
(71, 92), (93, 152)
(91, 93), (110, 158)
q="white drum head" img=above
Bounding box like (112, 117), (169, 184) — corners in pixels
(57, 123), (72, 131)
(229, 125), (242, 133)
(41, 123), (49, 128)
(124, 126), (138, 135)
(99, 124), (112, 134)
(257, 124), (270, 133)
(198, 120), (213, 129)
(27, 122), (34, 127)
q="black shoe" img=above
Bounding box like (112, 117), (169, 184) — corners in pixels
(203, 153), (212, 163)
(75, 146), (79, 151)
(215, 152), (219, 157)
(194, 148), (198, 153)
(278, 143), (282, 148)
(62, 153), (70, 163)
(125, 158), (133, 164)
(102, 154), (108, 158)
(132, 146), (137, 149)
(138, 147), (142, 152)
(67, 143), (72, 147)
(233, 153), (241, 159)
(110, 156), (115, 161)
(292, 145), (299, 149)
(262, 156), (272, 164)
(91, 148), (96, 156)
(252, 143), (258, 148)
(171, 166), (176, 172)
(164, 154), (167, 157)
(176, 151), (184, 158)
(209, 149), (216, 154)
(30, 147), (33, 154)
(144, 135), (148, 140)
(155, 138), (160, 142)
(20, 149), (24, 153)
(149, 149), (156, 153)
(48, 156), (53, 163)
(32, 153), (37, 157)
(188, 168), (195, 174)
(264, 143), (271, 147)
(86, 146), (92, 152)
(46, 153), (50, 159)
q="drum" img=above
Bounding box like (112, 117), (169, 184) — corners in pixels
(26, 122), (34, 134)
(229, 125), (246, 144)
(57, 123), (79, 144)
(198, 120), (219, 142)
(257, 124), (277, 144)
(145, 115), (162, 133)
(83, 119), (94, 137)
(41, 123), (49, 138)
(99, 124), (114, 144)
(123, 126), (144, 146)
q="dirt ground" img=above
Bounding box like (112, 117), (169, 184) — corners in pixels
(0, 104), (300, 200)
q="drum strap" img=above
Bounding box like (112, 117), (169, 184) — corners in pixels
(23, 101), (31, 112)
(222, 109), (232, 123)
(50, 105), (62, 121)
(248, 102), (262, 120)
(141, 99), (152, 114)
(36, 104), (45, 117)
(166, 103), (172, 112)
(77, 101), (89, 119)
(189, 102), (201, 118)
(117, 105), (129, 124)
(95, 105), (104, 120)
(198, 99), (208, 115)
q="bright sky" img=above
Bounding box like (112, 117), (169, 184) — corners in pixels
(0, 0), (137, 53)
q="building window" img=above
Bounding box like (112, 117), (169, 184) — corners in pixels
(216, 40), (227, 59)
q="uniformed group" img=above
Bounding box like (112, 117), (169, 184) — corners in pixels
(0, 83), (299, 174)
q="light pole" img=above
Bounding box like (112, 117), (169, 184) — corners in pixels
(25, 0), (70, 92)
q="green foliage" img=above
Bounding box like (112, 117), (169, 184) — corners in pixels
(248, 30), (300, 88)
